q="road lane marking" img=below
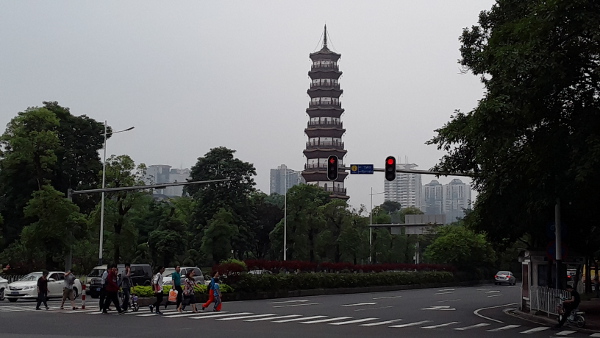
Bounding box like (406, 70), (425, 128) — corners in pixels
(485, 290), (500, 293)
(519, 326), (550, 334)
(245, 315), (302, 322)
(589, 333), (600, 337)
(165, 312), (207, 318)
(341, 302), (376, 307)
(422, 321), (459, 329)
(372, 295), (402, 300)
(555, 330), (576, 336)
(191, 312), (251, 319)
(390, 320), (432, 328)
(360, 319), (402, 326)
(487, 294), (500, 298)
(300, 317), (351, 324)
(455, 323), (490, 330)
(487, 324), (520, 331)
(273, 302), (319, 308)
(437, 289), (455, 292)
(473, 303), (517, 323)
(435, 292), (453, 295)
(437, 299), (461, 302)
(354, 305), (392, 311)
(421, 305), (455, 311)
(273, 315), (326, 323)
(329, 317), (378, 325)
(217, 314), (275, 321)
(271, 299), (309, 304)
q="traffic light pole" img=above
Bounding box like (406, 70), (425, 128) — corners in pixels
(342, 166), (475, 177)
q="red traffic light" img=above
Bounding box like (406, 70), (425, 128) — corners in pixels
(330, 157), (336, 164)
(385, 156), (396, 181)
(387, 158), (395, 165)
(327, 155), (339, 181)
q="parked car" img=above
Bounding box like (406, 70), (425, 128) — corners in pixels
(494, 271), (516, 285)
(0, 276), (8, 301)
(162, 267), (205, 286)
(87, 264), (152, 298)
(248, 269), (272, 275)
(6, 271), (82, 302)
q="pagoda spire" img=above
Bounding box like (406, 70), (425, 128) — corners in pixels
(323, 24), (328, 49)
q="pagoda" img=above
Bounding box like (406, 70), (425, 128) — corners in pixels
(302, 25), (348, 200)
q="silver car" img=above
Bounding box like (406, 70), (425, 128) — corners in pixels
(0, 276), (8, 301)
(6, 271), (82, 302)
(494, 271), (516, 285)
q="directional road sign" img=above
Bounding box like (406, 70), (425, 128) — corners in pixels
(350, 164), (374, 174)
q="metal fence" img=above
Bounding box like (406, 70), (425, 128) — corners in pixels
(530, 285), (569, 316)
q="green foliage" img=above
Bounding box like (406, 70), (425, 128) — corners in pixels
(130, 283), (232, 297)
(219, 258), (247, 270)
(423, 225), (496, 268)
(201, 208), (238, 263)
(427, 0), (600, 253)
(232, 271), (454, 293)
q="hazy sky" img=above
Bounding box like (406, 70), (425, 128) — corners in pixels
(0, 0), (495, 211)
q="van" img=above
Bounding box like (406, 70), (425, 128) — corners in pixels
(86, 264), (152, 298)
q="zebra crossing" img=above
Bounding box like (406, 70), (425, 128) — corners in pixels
(0, 304), (596, 336)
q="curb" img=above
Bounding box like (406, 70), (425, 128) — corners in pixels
(505, 308), (600, 334)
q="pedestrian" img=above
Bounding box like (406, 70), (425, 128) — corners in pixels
(212, 277), (222, 312)
(36, 270), (49, 310)
(99, 268), (108, 312)
(121, 264), (132, 312)
(102, 265), (124, 314)
(554, 284), (581, 328)
(166, 266), (183, 311)
(594, 274), (600, 298)
(149, 266), (165, 315)
(201, 271), (219, 311)
(59, 270), (78, 310)
(179, 270), (198, 313)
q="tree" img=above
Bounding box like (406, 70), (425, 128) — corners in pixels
(187, 147), (256, 258)
(201, 208), (238, 264)
(427, 0), (600, 251)
(21, 185), (86, 269)
(248, 192), (283, 259)
(424, 225), (496, 268)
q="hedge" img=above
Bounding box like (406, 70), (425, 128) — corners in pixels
(130, 284), (234, 298)
(230, 271), (454, 293)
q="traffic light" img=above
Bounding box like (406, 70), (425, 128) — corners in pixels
(385, 156), (396, 181)
(327, 155), (338, 181)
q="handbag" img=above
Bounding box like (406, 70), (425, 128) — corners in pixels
(168, 289), (178, 302)
(153, 283), (161, 293)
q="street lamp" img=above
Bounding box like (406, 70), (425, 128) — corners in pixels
(99, 121), (134, 265)
(369, 187), (386, 263)
(283, 168), (297, 261)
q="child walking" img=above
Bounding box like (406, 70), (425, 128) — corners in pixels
(212, 277), (222, 312)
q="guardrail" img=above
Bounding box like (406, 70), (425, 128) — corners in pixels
(530, 285), (569, 316)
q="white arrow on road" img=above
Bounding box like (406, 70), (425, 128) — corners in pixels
(421, 305), (456, 311)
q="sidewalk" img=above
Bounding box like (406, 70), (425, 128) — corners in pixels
(510, 297), (600, 333)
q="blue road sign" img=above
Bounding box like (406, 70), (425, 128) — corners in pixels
(350, 164), (374, 174)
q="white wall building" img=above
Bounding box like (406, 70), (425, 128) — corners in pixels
(384, 162), (423, 210)
(145, 165), (191, 197)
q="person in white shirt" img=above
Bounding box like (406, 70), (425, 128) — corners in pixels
(149, 266), (165, 315)
(99, 269), (108, 312)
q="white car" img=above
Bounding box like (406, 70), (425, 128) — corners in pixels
(6, 271), (82, 302)
(0, 276), (8, 301)
(162, 267), (205, 286)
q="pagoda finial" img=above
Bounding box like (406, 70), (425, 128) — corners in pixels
(323, 24), (328, 48)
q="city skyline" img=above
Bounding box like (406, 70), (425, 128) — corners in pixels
(0, 0), (493, 211)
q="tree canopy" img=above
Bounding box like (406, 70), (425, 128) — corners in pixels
(427, 0), (600, 252)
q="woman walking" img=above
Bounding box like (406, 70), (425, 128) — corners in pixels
(149, 266), (165, 315)
(179, 270), (198, 313)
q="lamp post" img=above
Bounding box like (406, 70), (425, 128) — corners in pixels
(369, 187), (386, 263)
(283, 167), (297, 261)
(98, 122), (134, 266)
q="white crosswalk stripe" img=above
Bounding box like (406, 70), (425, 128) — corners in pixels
(422, 321), (459, 329)
(590, 333), (600, 337)
(555, 331), (576, 336)
(519, 326), (550, 334)
(245, 315), (302, 322)
(273, 315), (326, 323)
(390, 320), (432, 328)
(191, 312), (251, 319)
(217, 314), (275, 321)
(329, 318), (378, 325)
(454, 323), (490, 330)
(300, 316), (351, 324)
(360, 319), (402, 326)
(486, 324), (520, 332)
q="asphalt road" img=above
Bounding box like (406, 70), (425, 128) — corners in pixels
(0, 285), (597, 337)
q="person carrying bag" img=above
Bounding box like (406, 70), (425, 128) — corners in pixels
(149, 266), (165, 315)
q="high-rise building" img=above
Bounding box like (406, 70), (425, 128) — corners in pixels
(145, 164), (190, 197)
(270, 164), (304, 195)
(423, 179), (444, 215)
(302, 25), (348, 200)
(384, 161), (423, 209)
(443, 178), (472, 223)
